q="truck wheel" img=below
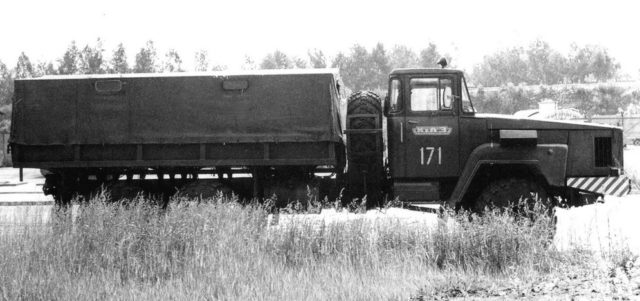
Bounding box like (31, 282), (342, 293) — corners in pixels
(52, 173), (76, 206)
(348, 91), (382, 119)
(346, 91), (384, 207)
(474, 178), (549, 214)
(347, 91), (383, 155)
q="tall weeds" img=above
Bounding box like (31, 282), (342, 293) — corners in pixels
(0, 196), (562, 300)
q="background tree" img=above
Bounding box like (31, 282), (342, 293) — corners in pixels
(389, 45), (419, 69)
(134, 40), (158, 73)
(58, 41), (81, 75)
(109, 43), (129, 73)
(370, 43), (390, 89)
(337, 44), (378, 91)
(194, 50), (209, 71)
(308, 49), (327, 68)
(242, 55), (257, 70)
(525, 39), (566, 84)
(330, 52), (347, 70)
(78, 39), (105, 74)
(0, 60), (13, 105)
(293, 57), (307, 69)
(472, 47), (529, 86)
(0, 60), (13, 133)
(472, 40), (620, 86)
(567, 44), (619, 83)
(34, 61), (57, 77)
(260, 50), (293, 69)
(211, 64), (227, 71)
(15, 52), (34, 79)
(162, 49), (183, 72)
(419, 43), (444, 68)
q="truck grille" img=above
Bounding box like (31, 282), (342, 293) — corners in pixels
(594, 137), (612, 167)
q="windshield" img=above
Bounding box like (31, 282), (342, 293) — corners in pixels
(461, 76), (475, 113)
(409, 78), (453, 112)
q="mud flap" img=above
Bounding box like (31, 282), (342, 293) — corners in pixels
(566, 175), (631, 197)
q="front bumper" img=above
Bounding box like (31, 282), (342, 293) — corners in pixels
(566, 175), (631, 197)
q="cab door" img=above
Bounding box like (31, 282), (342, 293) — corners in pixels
(402, 77), (459, 178)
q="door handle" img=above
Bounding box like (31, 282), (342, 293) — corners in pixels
(407, 120), (419, 124)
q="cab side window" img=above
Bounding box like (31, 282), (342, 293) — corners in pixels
(389, 79), (401, 112)
(461, 77), (475, 113)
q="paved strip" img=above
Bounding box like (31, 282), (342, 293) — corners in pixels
(0, 201), (53, 206)
(0, 182), (28, 187)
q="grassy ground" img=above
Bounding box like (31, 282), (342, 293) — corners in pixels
(0, 193), (636, 300)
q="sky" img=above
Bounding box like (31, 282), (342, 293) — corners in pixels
(2, 0), (639, 78)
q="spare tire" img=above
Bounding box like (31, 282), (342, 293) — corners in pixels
(347, 91), (383, 157)
(345, 91), (384, 206)
(348, 91), (382, 114)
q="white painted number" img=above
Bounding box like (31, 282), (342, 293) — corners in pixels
(420, 146), (442, 165)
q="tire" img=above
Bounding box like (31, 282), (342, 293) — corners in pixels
(50, 173), (75, 206)
(345, 91), (384, 206)
(177, 180), (233, 200)
(348, 91), (382, 115)
(474, 178), (549, 214)
(634, 139), (640, 146)
(103, 181), (145, 201)
(347, 91), (383, 157)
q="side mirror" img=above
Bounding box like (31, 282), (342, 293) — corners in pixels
(383, 95), (390, 117)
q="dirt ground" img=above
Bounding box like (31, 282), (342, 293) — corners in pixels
(420, 258), (640, 300)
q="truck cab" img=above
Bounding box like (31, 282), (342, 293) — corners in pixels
(384, 68), (474, 202)
(374, 66), (628, 209)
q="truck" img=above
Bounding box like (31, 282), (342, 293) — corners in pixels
(8, 61), (631, 210)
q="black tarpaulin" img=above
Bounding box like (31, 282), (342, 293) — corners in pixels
(11, 70), (344, 146)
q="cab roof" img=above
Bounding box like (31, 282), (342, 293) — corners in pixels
(390, 68), (464, 76)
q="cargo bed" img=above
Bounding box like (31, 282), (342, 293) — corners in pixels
(10, 69), (346, 170)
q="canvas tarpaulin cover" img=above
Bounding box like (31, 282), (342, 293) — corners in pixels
(11, 70), (344, 146)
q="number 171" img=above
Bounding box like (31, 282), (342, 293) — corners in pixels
(420, 146), (442, 165)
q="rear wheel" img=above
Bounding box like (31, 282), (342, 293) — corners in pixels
(46, 172), (76, 206)
(345, 91), (384, 207)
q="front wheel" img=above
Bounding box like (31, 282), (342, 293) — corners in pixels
(474, 178), (550, 214)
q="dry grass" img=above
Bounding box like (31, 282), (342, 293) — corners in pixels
(0, 194), (594, 300)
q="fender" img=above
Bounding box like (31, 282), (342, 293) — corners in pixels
(445, 143), (568, 208)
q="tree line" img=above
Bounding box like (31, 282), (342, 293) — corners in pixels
(471, 40), (621, 87)
(0, 39), (452, 105)
(473, 84), (640, 117)
(0, 38), (630, 132)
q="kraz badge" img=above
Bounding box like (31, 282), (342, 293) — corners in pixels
(412, 126), (452, 136)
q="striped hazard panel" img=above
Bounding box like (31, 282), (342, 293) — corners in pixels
(566, 176), (631, 197)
